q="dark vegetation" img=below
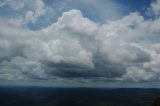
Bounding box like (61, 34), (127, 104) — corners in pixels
(0, 86), (160, 106)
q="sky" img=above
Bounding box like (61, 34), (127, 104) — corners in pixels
(0, 0), (160, 87)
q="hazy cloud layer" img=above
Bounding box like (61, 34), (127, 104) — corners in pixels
(0, 0), (160, 84)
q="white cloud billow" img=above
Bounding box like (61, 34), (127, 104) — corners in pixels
(0, 0), (160, 83)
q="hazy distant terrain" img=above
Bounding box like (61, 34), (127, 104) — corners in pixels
(0, 86), (160, 106)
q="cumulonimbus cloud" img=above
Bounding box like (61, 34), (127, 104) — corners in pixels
(0, 0), (160, 83)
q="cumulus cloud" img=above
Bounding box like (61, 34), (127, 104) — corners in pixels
(0, 0), (55, 27)
(150, 0), (160, 16)
(0, 0), (160, 84)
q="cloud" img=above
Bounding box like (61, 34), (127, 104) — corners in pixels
(0, 0), (55, 28)
(150, 0), (160, 16)
(46, 0), (125, 23)
(0, 0), (27, 10)
(123, 66), (155, 82)
(0, 0), (160, 84)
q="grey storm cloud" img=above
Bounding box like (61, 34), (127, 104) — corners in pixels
(0, 0), (160, 84)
